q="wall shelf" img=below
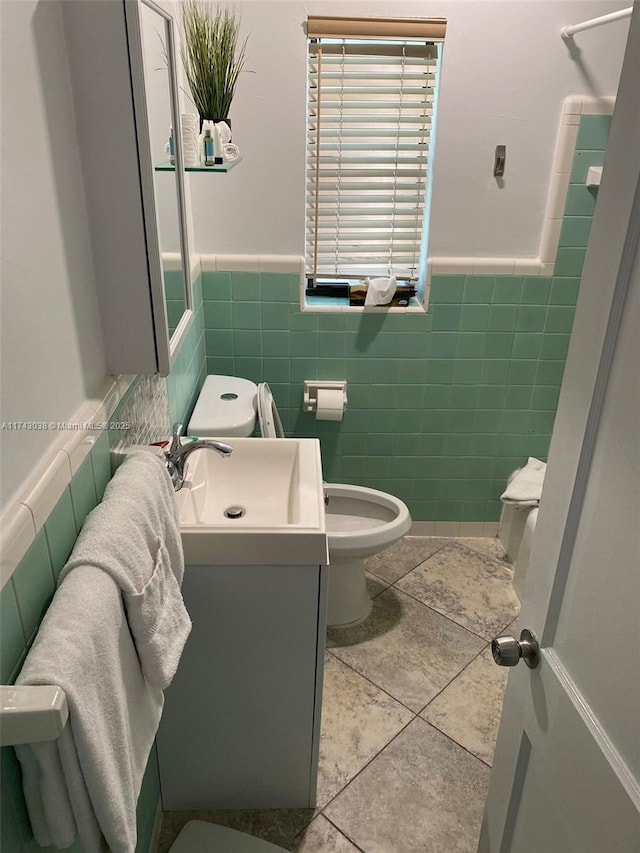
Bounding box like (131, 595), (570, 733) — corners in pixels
(155, 158), (241, 173)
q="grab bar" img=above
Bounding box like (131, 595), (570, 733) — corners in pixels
(0, 685), (68, 746)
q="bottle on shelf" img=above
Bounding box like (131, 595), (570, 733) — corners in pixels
(199, 120), (215, 166)
(165, 126), (175, 165)
(203, 128), (215, 166)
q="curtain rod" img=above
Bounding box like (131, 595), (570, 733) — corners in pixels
(561, 6), (632, 39)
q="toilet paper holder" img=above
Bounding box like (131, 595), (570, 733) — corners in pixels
(303, 380), (348, 415)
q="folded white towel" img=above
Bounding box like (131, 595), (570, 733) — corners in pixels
(500, 457), (547, 506)
(223, 142), (240, 161)
(364, 276), (397, 306)
(16, 565), (164, 853)
(59, 451), (191, 690)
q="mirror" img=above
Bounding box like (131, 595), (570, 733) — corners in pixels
(138, 0), (191, 348)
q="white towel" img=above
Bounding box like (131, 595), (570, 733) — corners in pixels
(59, 451), (191, 690)
(364, 276), (397, 306)
(500, 457), (547, 506)
(15, 565), (164, 853)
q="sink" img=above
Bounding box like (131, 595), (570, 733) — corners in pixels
(175, 438), (328, 565)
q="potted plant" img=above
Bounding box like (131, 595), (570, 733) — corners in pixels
(180, 0), (248, 131)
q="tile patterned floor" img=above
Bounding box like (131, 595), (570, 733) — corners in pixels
(158, 537), (519, 853)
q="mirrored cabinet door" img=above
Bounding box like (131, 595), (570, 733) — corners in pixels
(61, 0), (193, 376)
(135, 0), (192, 349)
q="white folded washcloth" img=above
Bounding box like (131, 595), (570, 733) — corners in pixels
(500, 457), (547, 507)
(223, 142), (240, 161)
(59, 451), (191, 690)
(214, 120), (232, 144)
(364, 275), (397, 306)
(16, 565), (164, 853)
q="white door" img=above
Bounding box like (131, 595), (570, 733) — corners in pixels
(479, 11), (640, 853)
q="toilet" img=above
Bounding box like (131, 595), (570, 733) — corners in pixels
(187, 375), (412, 627)
(170, 820), (288, 852)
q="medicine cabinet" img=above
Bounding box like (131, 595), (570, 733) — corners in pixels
(62, 0), (192, 376)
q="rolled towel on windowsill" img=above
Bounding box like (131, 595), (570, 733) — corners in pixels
(364, 276), (397, 306)
(500, 457), (547, 507)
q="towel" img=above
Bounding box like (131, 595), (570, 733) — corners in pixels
(59, 450), (191, 690)
(15, 565), (164, 853)
(214, 120), (232, 144)
(364, 276), (397, 306)
(223, 142), (240, 161)
(500, 457), (547, 506)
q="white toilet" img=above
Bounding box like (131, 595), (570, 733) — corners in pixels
(170, 820), (288, 852)
(187, 375), (412, 627)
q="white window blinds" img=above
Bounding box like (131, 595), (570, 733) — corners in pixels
(306, 16), (445, 285)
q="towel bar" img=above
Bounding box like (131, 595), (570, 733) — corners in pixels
(0, 685), (69, 746)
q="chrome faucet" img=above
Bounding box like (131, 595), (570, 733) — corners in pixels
(164, 423), (232, 491)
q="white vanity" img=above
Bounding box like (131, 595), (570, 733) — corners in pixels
(156, 439), (329, 809)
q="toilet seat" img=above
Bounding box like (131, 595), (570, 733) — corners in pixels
(324, 483), (412, 560)
(257, 382), (285, 438)
(170, 820), (288, 853)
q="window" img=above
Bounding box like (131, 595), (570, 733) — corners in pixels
(306, 15), (445, 304)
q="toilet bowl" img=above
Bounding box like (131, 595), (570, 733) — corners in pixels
(324, 483), (411, 625)
(187, 375), (412, 627)
(170, 820), (288, 852)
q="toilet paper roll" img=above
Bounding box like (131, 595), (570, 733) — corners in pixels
(316, 388), (344, 421)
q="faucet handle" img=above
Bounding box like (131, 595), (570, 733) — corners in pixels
(170, 423), (183, 456)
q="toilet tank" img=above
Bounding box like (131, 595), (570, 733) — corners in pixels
(187, 375), (257, 437)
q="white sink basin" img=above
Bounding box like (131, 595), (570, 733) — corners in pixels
(175, 438), (328, 565)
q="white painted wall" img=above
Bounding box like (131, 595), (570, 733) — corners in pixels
(183, 0), (629, 257)
(0, 0), (105, 509)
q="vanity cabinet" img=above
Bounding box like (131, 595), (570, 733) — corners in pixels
(157, 563), (328, 809)
(61, 0), (191, 376)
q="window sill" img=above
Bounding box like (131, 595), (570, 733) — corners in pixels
(302, 294), (426, 314)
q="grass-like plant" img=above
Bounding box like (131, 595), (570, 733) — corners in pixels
(181, 0), (248, 122)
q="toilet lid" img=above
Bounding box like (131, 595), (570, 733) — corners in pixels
(170, 820), (288, 852)
(188, 375), (257, 437)
(257, 382), (285, 438)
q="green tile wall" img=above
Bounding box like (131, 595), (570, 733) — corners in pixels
(0, 251), (210, 853)
(0, 405), (175, 853)
(164, 270), (187, 339)
(202, 115), (611, 523)
(166, 273), (207, 428)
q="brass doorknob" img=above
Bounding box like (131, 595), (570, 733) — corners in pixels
(491, 628), (540, 669)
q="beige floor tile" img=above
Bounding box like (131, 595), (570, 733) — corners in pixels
(318, 653), (413, 807)
(364, 536), (448, 583)
(328, 587), (485, 711)
(396, 543), (520, 640)
(456, 537), (508, 563)
(324, 718), (489, 853)
(421, 646), (509, 765)
(365, 571), (389, 598)
(293, 815), (360, 852)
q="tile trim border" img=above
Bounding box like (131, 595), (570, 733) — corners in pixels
(196, 96), (614, 312)
(0, 375), (135, 590)
(428, 96), (615, 279)
(199, 254), (304, 274)
(410, 521), (500, 537)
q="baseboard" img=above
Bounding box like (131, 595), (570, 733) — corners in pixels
(409, 521), (499, 537)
